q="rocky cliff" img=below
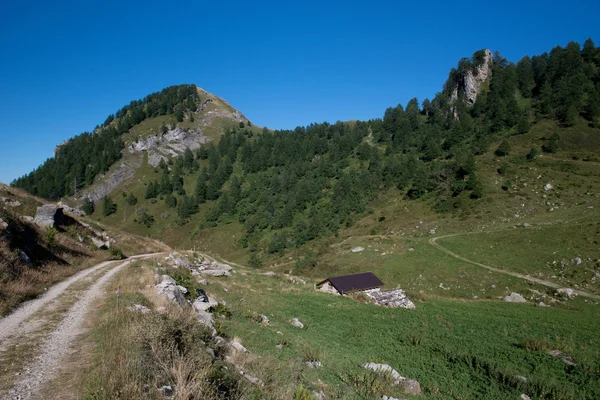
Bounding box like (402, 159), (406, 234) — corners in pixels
(450, 49), (493, 105)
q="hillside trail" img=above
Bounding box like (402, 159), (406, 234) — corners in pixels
(0, 252), (162, 400)
(429, 233), (600, 300)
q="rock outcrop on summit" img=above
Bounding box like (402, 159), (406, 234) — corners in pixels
(450, 49), (493, 105)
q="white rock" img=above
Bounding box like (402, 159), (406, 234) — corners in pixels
(305, 361), (322, 368)
(544, 183), (553, 191)
(129, 304), (151, 313)
(503, 292), (527, 303)
(351, 246), (365, 253)
(290, 318), (304, 328)
(361, 363), (404, 384)
(571, 257), (582, 265)
(229, 341), (248, 354)
(520, 394), (531, 400)
(193, 296), (218, 312)
(557, 288), (577, 298)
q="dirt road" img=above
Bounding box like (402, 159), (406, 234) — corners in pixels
(0, 253), (161, 400)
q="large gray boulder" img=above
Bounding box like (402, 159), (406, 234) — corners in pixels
(193, 296), (218, 312)
(155, 275), (187, 306)
(34, 204), (64, 228)
(503, 292), (527, 303)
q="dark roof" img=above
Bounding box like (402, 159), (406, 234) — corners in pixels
(317, 272), (383, 294)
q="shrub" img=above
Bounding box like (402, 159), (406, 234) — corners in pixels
(248, 252), (263, 269)
(109, 247), (125, 260)
(46, 227), (57, 248)
(495, 140), (511, 157)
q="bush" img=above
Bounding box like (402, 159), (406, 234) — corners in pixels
(293, 251), (317, 274)
(248, 252), (263, 269)
(494, 140), (511, 157)
(109, 247), (125, 260)
(46, 227), (57, 248)
(526, 147), (538, 161)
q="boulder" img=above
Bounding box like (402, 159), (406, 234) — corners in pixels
(571, 257), (582, 265)
(193, 296), (218, 312)
(240, 371), (263, 386)
(305, 361), (322, 368)
(0, 218), (8, 231)
(290, 318), (304, 328)
(196, 311), (217, 335)
(229, 341), (248, 355)
(401, 379), (421, 395)
(544, 183), (553, 191)
(257, 314), (270, 325)
(155, 275), (187, 306)
(351, 246), (365, 253)
(428, 229), (436, 235)
(212, 261), (233, 271)
(362, 363), (420, 394)
(503, 292), (527, 303)
(20, 216), (34, 223)
(91, 237), (108, 249)
(19, 251), (32, 265)
(197, 269), (232, 277)
(264, 271), (277, 276)
(557, 288), (577, 298)
(34, 204), (64, 228)
(520, 395), (531, 400)
(547, 349), (577, 366)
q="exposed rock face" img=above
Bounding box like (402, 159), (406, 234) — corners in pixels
(76, 159), (142, 203)
(33, 204), (64, 228)
(451, 49), (493, 105)
(129, 127), (210, 167)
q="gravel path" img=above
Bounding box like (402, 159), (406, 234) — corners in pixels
(1, 253), (160, 400)
(429, 235), (600, 300)
(0, 260), (114, 345)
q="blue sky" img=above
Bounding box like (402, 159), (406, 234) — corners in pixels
(0, 0), (598, 184)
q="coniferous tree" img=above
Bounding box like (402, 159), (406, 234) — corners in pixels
(101, 196), (117, 217)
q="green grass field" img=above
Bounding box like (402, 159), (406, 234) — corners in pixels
(190, 259), (600, 399)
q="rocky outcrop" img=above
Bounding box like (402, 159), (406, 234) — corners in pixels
(128, 127), (210, 167)
(155, 275), (188, 306)
(451, 49), (493, 105)
(361, 363), (421, 395)
(33, 204), (64, 228)
(503, 292), (527, 303)
(76, 158), (142, 203)
(365, 288), (416, 309)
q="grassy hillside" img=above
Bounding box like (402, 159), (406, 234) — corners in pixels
(87, 256), (600, 399)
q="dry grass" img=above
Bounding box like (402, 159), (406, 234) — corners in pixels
(84, 262), (243, 400)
